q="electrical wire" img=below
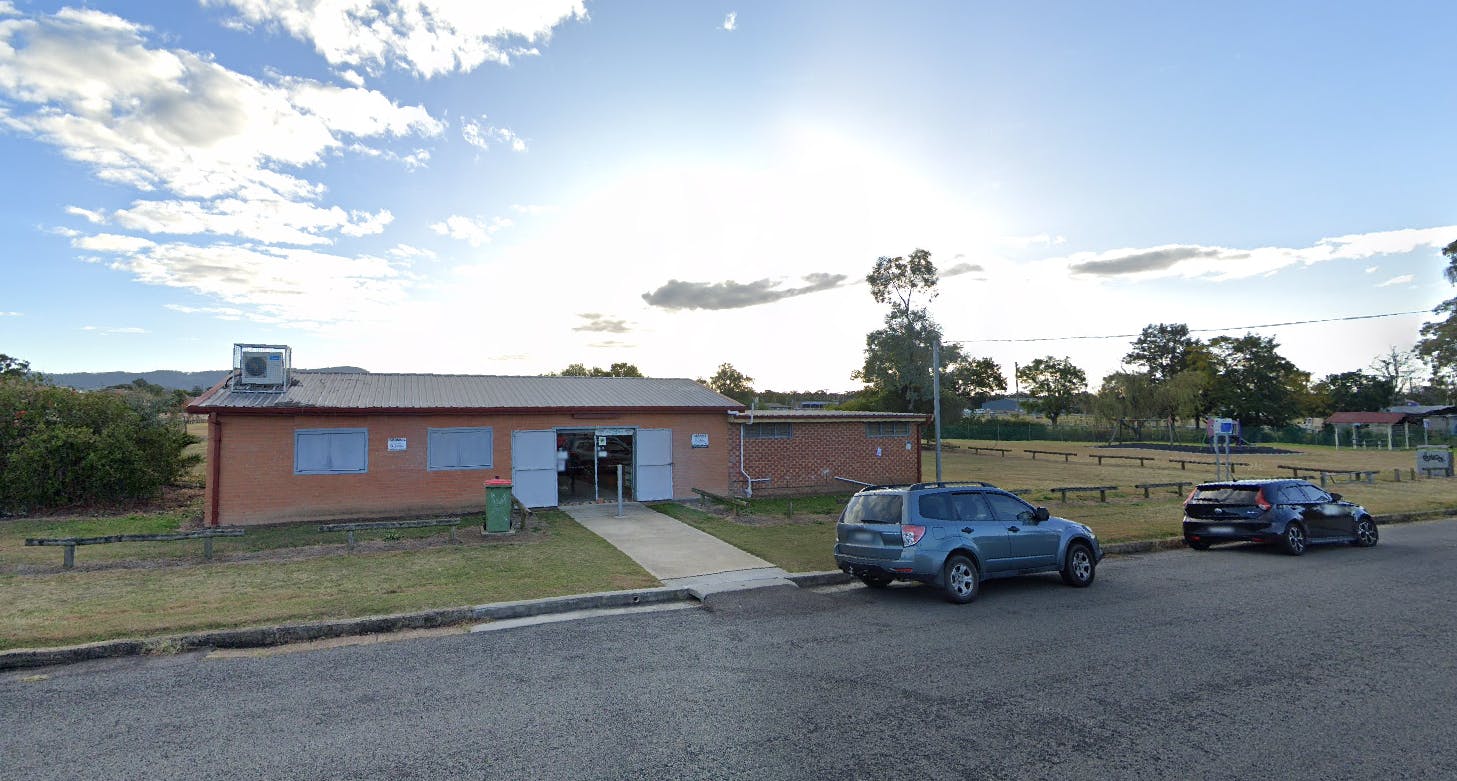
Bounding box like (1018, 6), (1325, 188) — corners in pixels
(947, 309), (1433, 344)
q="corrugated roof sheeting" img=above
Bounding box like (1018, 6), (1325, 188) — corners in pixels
(193, 373), (742, 411)
(729, 410), (928, 422)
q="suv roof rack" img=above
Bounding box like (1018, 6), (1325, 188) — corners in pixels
(907, 481), (998, 490)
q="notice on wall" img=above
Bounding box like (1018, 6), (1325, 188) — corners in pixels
(691, 433), (710, 448)
(388, 437), (407, 452)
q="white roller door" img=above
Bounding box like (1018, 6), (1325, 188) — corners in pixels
(635, 428), (673, 501)
(510, 430), (558, 508)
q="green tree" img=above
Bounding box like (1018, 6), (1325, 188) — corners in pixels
(1092, 371), (1157, 441)
(0, 353), (36, 380)
(702, 363), (755, 404)
(1311, 371), (1397, 414)
(855, 249), (941, 412)
(1016, 356), (1086, 425)
(946, 357), (1007, 409)
(1123, 323), (1200, 382)
(1416, 240), (1457, 399)
(557, 362), (644, 378)
(1205, 334), (1308, 426)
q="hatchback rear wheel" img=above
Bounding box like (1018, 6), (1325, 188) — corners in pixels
(942, 554), (980, 604)
(1281, 522), (1308, 556)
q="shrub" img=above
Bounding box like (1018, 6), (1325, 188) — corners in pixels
(0, 375), (200, 512)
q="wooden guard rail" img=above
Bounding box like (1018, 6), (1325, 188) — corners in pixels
(319, 518), (461, 553)
(1049, 485), (1119, 502)
(1025, 449), (1077, 462)
(1090, 454), (1153, 467)
(1134, 481), (1192, 498)
(693, 487), (749, 514)
(1169, 458), (1250, 470)
(25, 528), (245, 569)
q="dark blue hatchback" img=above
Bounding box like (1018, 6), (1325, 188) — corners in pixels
(1182, 479), (1378, 555)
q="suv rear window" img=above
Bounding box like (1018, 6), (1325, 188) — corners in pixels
(841, 494), (905, 524)
(1190, 487), (1259, 505)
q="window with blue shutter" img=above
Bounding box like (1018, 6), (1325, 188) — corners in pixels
(294, 429), (368, 475)
(427, 427), (493, 471)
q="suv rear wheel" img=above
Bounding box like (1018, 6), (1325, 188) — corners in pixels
(1060, 541), (1096, 587)
(942, 554), (980, 604)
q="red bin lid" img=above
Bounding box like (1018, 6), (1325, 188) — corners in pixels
(484, 479), (512, 487)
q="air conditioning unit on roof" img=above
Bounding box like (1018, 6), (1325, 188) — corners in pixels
(233, 344), (290, 390)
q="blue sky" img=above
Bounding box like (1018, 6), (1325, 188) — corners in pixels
(1, 1), (1453, 391)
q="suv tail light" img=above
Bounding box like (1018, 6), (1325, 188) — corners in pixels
(902, 525), (926, 546)
(1255, 488), (1272, 511)
(1185, 488), (1197, 504)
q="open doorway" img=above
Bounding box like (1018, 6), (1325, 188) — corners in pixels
(555, 429), (635, 504)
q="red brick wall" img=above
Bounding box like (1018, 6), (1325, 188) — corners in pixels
(726, 421), (922, 496)
(205, 411), (732, 525)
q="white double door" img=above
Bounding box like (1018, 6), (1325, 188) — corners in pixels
(510, 428), (674, 507)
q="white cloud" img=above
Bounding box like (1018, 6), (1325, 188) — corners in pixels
(999, 233), (1066, 249)
(165, 303), (247, 320)
(462, 116), (527, 152)
(0, 2), (18, 17)
(204, 0), (589, 78)
(81, 325), (149, 335)
(74, 233), (157, 254)
(1365, 265), (1380, 273)
(722, 12), (737, 32)
(103, 198), (393, 245)
(1059, 225), (1457, 281)
(65, 206), (107, 224)
(1376, 274), (1415, 287)
(430, 215), (512, 246)
(82, 238), (412, 327)
(387, 243), (438, 260)
(0, 311), (22, 317)
(0, 8), (442, 202)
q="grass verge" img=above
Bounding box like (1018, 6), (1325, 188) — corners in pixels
(651, 502), (837, 573)
(0, 510), (655, 651)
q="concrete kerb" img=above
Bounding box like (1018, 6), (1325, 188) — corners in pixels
(5, 511), (1452, 672)
(0, 586), (692, 672)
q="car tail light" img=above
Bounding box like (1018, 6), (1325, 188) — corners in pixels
(901, 525), (926, 546)
(1255, 488), (1272, 511)
(1185, 488), (1197, 504)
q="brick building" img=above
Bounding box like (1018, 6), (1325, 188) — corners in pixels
(187, 351), (926, 526)
(727, 409), (927, 496)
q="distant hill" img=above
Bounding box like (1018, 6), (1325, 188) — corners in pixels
(44, 367), (368, 391)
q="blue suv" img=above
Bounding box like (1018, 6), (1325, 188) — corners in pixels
(833, 481), (1104, 603)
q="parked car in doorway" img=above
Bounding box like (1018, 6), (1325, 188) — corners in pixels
(1182, 479), (1378, 555)
(833, 481), (1103, 603)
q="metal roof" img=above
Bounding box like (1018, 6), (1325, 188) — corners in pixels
(727, 409), (928, 423)
(1326, 411), (1416, 425)
(188, 372), (744, 413)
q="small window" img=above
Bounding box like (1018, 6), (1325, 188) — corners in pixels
(295, 428), (368, 475)
(983, 492), (1035, 522)
(918, 493), (956, 521)
(428, 427), (493, 471)
(952, 493), (993, 522)
(744, 422), (793, 439)
(866, 421), (911, 438)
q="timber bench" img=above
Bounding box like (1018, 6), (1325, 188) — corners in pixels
(966, 446), (1011, 457)
(1276, 465), (1380, 485)
(319, 518), (461, 553)
(1049, 485), (1119, 502)
(1090, 454), (1153, 467)
(1134, 481), (1193, 498)
(693, 487), (749, 515)
(1025, 449), (1078, 462)
(25, 528), (245, 569)
(1169, 458), (1250, 471)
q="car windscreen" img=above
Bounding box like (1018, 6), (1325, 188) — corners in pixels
(1190, 487), (1259, 505)
(840, 494), (904, 524)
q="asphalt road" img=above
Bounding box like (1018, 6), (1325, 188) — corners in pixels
(5, 520), (1457, 780)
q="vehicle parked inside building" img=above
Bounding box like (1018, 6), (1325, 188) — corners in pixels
(1182, 479), (1378, 555)
(833, 481), (1103, 603)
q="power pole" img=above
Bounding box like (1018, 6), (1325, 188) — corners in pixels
(933, 338), (943, 482)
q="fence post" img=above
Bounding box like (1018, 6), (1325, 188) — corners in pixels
(204, 536), (213, 561)
(346, 530), (356, 553)
(63, 543), (75, 569)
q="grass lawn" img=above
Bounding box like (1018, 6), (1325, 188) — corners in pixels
(651, 502), (839, 573)
(0, 509), (656, 651)
(654, 438), (1457, 565)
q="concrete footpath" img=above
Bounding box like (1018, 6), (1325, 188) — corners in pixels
(562, 502), (796, 598)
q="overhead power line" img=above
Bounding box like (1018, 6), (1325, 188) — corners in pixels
(948, 309), (1432, 344)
